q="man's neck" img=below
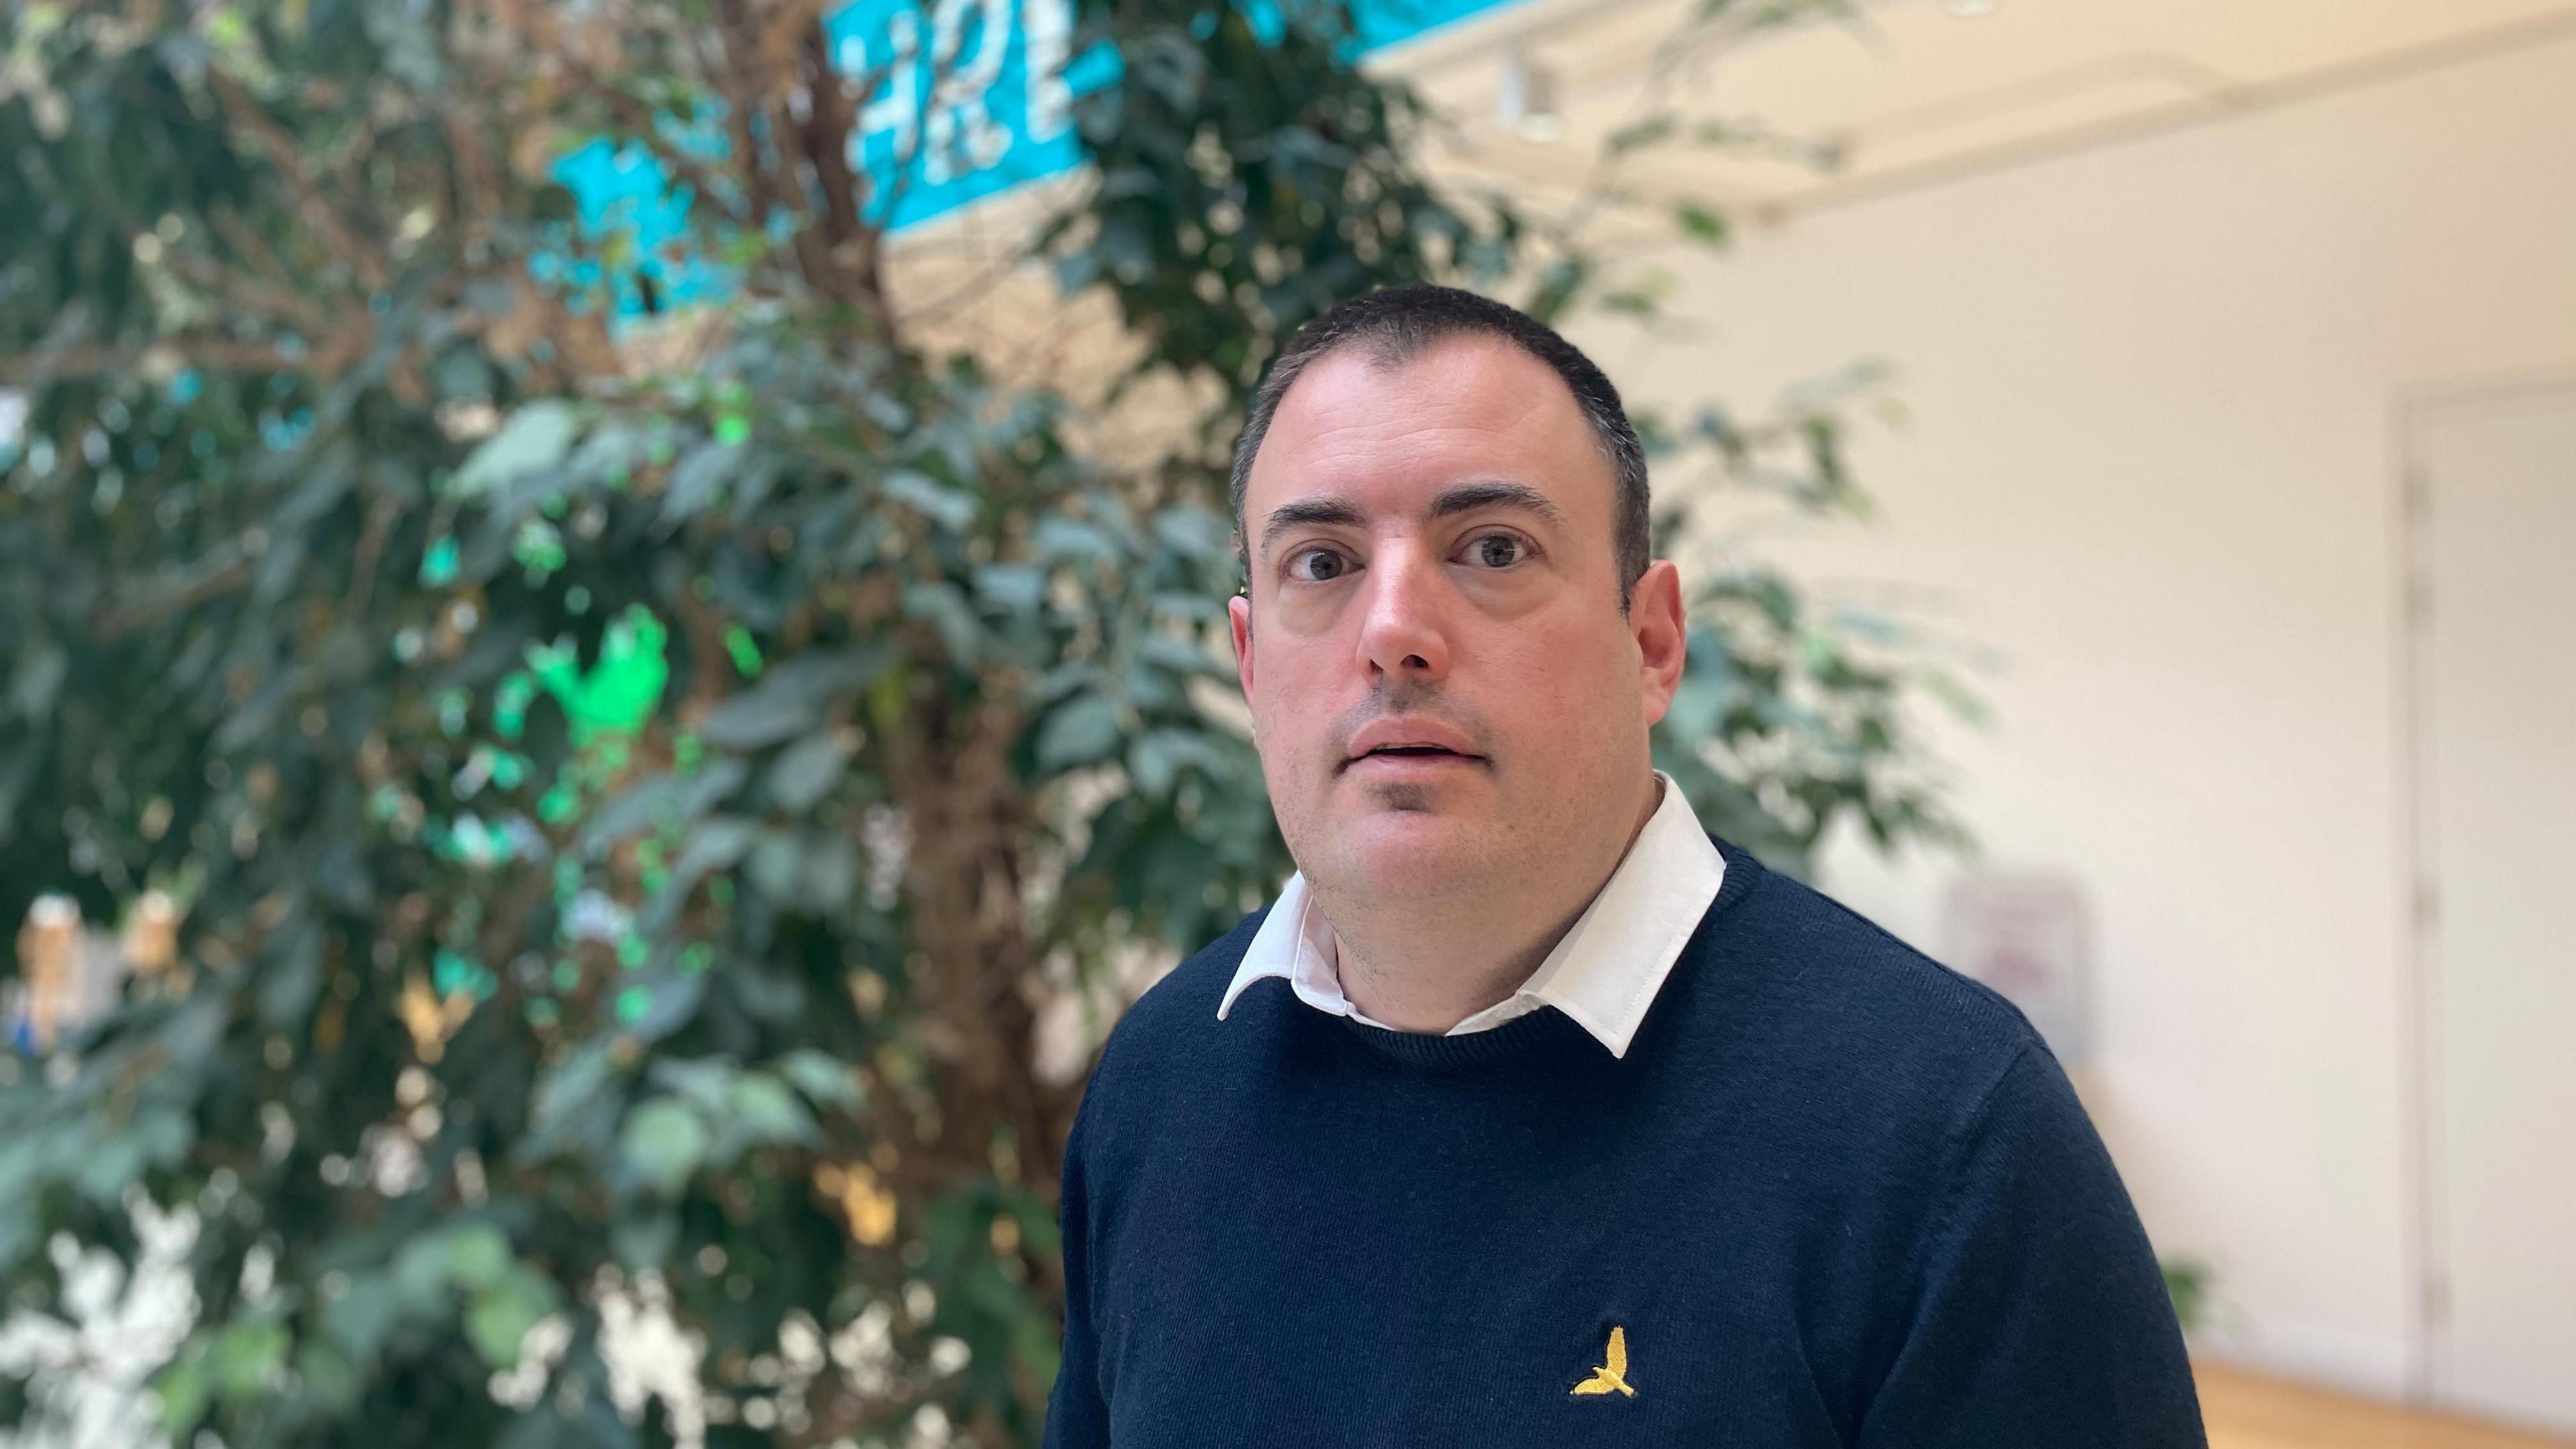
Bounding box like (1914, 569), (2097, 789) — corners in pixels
(1320, 773), (1665, 1034)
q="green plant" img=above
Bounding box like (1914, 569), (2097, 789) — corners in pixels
(2161, 1256), (2215, 1334)
(0, 1), (1964, 1444)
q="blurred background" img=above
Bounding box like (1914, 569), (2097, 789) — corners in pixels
(1, 0), (2569, 1446)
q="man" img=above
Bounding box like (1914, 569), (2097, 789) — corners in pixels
(1042, 285), (2204, 1447)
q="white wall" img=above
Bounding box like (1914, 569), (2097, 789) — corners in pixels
(1595, 34), (2576, 1397)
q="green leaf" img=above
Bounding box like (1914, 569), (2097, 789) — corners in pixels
(295, 1338), (364, 1413)
(697, 648), (894, 749)
(1137, 632), (1220, 676)
(678, 816), (761, 878)
(647, 1057), (737, 1116)
(973, 561), (1049, 615)
(8, 643), (67, 718)
(442, 1224), (513, 1292)
(658, 437), (740, 523)
(0, 745), (40, 843)
(611, 1211), (681, 1273)
(205, 1318), (290, 1401)
(392, 1236), (455, 1308)
(321, 1273), (407, 1362)
(523, 1042), (621, 1160)
(795, 832), (861, 910)
(1128, 727), (1238, 800)
(578, 776), (681, 855)
(453, 401), (580, 496)
(466, 1265), (562, 1369)
(74, 1105), (194, 1205)
(727, 1072), (818, 1146)
(2162, 1255), (2214, 1333)
(1526, 256), (1591, 325)
(1033, 515), (1124, 563)
(566, 417), (650, 486)
(256, 918), (324, 1027)
(620, 1097), (710, 1198)
(903, 580), (983, 664)
(1038, 661), (1108, 704)
(1672, 201), (1731, 249)
(154, 1342), (210, 1435)
(765, 730), (851, 811)
(1036, 694), (1122, 771)
(1607, 114), (1677, 155)
(881, 469), (978, 531)
(619, 969), (710, 1044)
(1150, 504), (1231, 559)
(775, 1049), (863, 1108)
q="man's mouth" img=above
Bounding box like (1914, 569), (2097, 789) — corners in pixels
(1342, 718), (1485, 771)
(1344, 743), (1487, 772)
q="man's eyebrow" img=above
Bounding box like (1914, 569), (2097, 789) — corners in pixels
(1257, 496), (1366, 561)
(1255, 480), (1568, 561)
(1427, 478), (1566, 527)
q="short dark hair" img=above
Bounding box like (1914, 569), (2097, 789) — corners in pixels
(1228, 284), (1652, 604)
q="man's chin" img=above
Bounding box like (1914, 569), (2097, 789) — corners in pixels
(1325, 810), (1491, 890)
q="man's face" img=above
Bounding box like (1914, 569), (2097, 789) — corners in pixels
(1229, 336), (1686, 904)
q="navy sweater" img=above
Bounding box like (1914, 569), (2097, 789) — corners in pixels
(1044, 841), (2206, 1448)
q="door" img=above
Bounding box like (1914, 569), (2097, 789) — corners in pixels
(2408, 378), (2576, 1433)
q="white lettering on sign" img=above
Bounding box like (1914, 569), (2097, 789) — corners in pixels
(835, 0), (1077, 192)
(1024, 0), (1073, 141)
(846, 11), (922, 160)
(926, 0), (1012, 183)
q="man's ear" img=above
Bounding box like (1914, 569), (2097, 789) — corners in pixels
(1630, 560), (1688, 727)
(1229, 592), (1256, 702)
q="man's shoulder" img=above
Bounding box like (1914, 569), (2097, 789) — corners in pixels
(1688, 848), (2049, 1119)
(1737, 859), (2031, 1030)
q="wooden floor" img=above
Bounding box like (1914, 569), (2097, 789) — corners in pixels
(2200, 1362), (2575, 1449)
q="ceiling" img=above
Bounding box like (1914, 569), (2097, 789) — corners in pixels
(1377, 0), (2576, 219)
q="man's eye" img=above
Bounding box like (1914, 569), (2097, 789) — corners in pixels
(1464, 534), (1525, 569)
(1287, 547), (1352, 582)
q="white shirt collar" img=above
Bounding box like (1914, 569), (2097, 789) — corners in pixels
(1216, 771), (1726, 1059)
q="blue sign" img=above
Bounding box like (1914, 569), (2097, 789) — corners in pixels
(554, 0), (1522, 307)
(824, 0), (1114, 230)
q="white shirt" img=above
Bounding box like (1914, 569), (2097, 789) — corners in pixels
(1216, 771), (1727, 1059)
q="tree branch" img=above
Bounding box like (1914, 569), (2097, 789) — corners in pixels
(0, 323), (371, 388)
(207, 70), (391, 292)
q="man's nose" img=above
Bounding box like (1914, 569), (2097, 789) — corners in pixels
(1354, 543), (1451, 682)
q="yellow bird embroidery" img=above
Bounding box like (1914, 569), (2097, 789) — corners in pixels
(1570, 1325), (1637, 1398)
